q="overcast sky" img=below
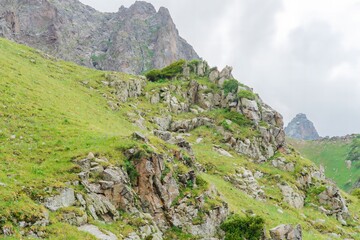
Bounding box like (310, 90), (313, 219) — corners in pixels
(80, 0), (360, 137)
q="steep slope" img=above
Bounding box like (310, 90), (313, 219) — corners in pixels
(285, 113), (320, 140)
(1, 38), (360, 239)
(289, 135), (360, 191)
(0, 0), (199, 74)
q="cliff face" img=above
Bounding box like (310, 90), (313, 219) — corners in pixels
(0, 0), (199, 74)
(285, 113), (320, 140)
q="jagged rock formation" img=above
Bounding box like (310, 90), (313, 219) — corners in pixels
(143, 61), (286, 162)
(285, 113), (320, 140)
(45, 149), (229, 239)
(0, 0), (199, 74)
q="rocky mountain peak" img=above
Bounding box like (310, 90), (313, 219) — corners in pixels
(285, 113), (320, 140)
(0, 0), (199, 74)
(127, 1), (157, 17)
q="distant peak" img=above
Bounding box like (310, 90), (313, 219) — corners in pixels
(295, 113), (307, 119)
(285, 113), (320, 140)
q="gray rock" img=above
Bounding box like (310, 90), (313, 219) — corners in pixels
(78, 224), (117, 240)
(102, 168), (128, 184)
(318, 185), (349, 221)
(62, 211), (88, 226)
(153, 130), (172, 141)
(132, 132), (148, 142)
(213, 146), (232, 157)
(270, 224), (302, 240)
(272, 158), (295, 172)
(154, 116), (172, 131)
(85, 193), (119, 222)
(278, 184), (304, 209)
(228, 167), (265, 200)
(44, 188), (76, 211)
(209, 68), (219, 82)
(0, 1), (199, 75)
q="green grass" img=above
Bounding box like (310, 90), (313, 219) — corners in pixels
(289, 138), (360, 191)
(0, 37), (140, 237)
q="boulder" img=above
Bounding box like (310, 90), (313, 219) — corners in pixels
(213, 146), (233, 157)
(44, 188), (76, 211)
(270, 224), (302, 240)
(318, 185), (349, 221)
(209, 68), (219, 82)
(153, 130), (172, 141)
(102, 168), (128, 184)
(78, 224), (118, 240)
(272, 158), (295, 172)
(154, 116), (172, 131)
(278, 184), (304, 209)
(227, 167), (265, 200)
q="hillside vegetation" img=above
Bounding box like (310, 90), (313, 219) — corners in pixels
(289, 137), (360, 191)
(1, 38), (360, 239)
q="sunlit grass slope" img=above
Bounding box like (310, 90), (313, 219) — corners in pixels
(0, 38), (139, 238)
(289, 138), (360, 191)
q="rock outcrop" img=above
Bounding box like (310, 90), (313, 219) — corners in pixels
(318, 185), (349, 224)
(285, 113), (320, 140)
(270, 224), (302, 240)
(41, 148), (229, 239)
(0, 0), (199, 74)
(225, 167), (265, 200)
(146, 60), (285, 162)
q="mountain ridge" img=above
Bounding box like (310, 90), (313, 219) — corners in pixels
(0, 0), (199, 74)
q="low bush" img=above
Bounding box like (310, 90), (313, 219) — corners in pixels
(220, 215), (265, 240)
(222, 110), (253, 128)
(238, 90), (256, 100)
(124, 160), (139, 186)
(223, 79), (239, 96)
(145, 59), (186, 82)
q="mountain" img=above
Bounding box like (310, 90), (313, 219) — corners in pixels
(285, 113), (320, 140)
(0, 0), (199, 74)
(1, 37), (360, 239)
(289, 135), (360, 191)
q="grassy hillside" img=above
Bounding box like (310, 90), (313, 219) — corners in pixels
(0, 37), (140, 239)
(1, 37), (360, 239)
(289, 137), (360, 191)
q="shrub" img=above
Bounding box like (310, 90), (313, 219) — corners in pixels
(223, 79), (239, 96)
(124, 160), (139, 186)
(145, 69), (162, 82)
(220, 215), (265, 240)
(223, 110), (253, 127)
(238, 90), (256, 100)
(145, 59), (186, 82)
